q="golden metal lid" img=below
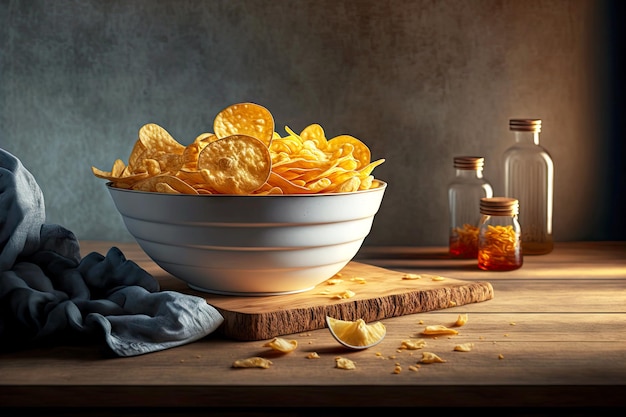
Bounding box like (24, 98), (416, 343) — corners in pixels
(509, 119), (541, 132)
(480, 197), (519, 216)
(453, 156), (484, 170)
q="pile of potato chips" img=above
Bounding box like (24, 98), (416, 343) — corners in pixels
(92, 102), (385, 195)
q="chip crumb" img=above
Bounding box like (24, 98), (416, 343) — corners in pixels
(399, 339), (427, 350)
(498, 354), (505, 360)
(263, 337), (298, 353)
(332, 289), (355, 299)
(454, 314), (468, 327)
(335, 357), (356, 370)
(232, 357), (273, 369)
(318, 289), (331, 295)
(408, 365), (420, 372)
(420, 352), (446, 364)
(393, 365), (402, 374)
(326, 278), (343, 285)
(453, 343), (475, 352)
(306, 352), (320, 359)
(430, 275), (445, 281)
(350, 277), (367, 284)
(422, 325), (459, 335)
(402, 273), (421, 280)
(418, 320), (424, 325)
(448, 300), (457, 307)
(510, 322), (516, 326)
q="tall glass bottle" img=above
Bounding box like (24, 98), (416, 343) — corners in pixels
(503, 119), (554, 255)
(448, 156), (494, 258)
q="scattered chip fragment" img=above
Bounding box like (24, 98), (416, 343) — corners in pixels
(232, 357), (273, 369)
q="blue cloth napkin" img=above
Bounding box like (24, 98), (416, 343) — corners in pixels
(0, 148), (224, 356)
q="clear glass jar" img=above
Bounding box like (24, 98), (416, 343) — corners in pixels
(478, 197), (523, 271)
(448, 156), (494, 258)
(503, 119), (554, 255)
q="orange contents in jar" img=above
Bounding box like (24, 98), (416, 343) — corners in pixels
(450, 224), (479, 258)
(478, 225), (522, 271)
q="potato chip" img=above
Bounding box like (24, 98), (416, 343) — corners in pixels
(213, 102), (274, 147)
(326, 135), (371, 169)
(94, 102), (385, 195)
(399, 339), (427, 350)
(334, 176), (361, 193)
(453, 343), (474, 352)
(194, 132), (218, 145)
(181, 142), (203, 171)
(359, 175), (375, 190)
(335, 357), (356, 370)
(420, 352), (447, 364)
(197, 135), (271, 194)
(132, 174), (199, 194)
(422, 325), (459, 336)
(326, 316), (386, 349)
(155, 182), (181, 194)
(263, 337), (298, 353)
(91, 163), (150, 188)
(267, 171), (317, 194)
(176, 169), (207, 186)
(138, 123), (185, 156)
(232, 357), (273, 369)
(300, 123), (328, 150)
(111, 159), (126, 177)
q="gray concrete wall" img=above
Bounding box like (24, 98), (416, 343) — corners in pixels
(1, 0), (621, 246)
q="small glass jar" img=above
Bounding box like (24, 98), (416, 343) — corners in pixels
(448, 156), (494, 258)
(478, 197), (523, 271)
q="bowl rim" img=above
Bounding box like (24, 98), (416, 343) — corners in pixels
(105, 179), (387, 198)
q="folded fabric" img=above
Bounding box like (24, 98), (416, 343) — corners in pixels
(0, 148), (224, 356)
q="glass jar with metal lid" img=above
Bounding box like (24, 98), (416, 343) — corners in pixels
(478, 197), (523, 271)
(448, 156), (494, 258)
(503, 119), (554, 255)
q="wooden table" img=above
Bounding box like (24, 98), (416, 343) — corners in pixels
(1, 241), (625, 416)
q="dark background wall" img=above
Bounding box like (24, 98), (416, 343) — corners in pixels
(1, 0), (623, 246)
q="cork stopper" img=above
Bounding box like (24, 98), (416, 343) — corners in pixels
(509, 119), (541, 132)
(480, 197), (519, 216)
(453, 156), (484, 170)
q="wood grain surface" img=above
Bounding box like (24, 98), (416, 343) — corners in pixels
(169, 262), (494, 340)
(2, 241), (624, 415)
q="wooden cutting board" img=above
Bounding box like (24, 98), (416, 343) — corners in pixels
(165, 261), (494, 341)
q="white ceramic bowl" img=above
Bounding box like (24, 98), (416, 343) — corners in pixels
(106, 181), (387, 296)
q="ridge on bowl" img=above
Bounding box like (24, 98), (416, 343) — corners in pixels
(106, 181), (387, 296)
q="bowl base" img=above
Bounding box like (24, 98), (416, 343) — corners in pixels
(187, 283), (316, 297)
